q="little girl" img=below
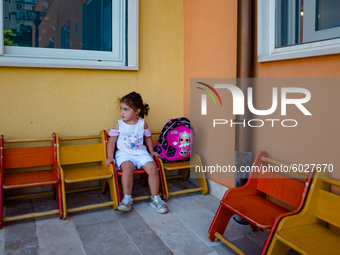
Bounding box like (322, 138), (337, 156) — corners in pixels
(105, 92), (168, 214)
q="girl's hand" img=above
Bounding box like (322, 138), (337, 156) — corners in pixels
(150, 151), (159, 158)
(105, 158), (115, 167)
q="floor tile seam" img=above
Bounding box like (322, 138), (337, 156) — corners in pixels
(229, 235), (264, 251)
(64, 219), (87, 254)
(168, 209), (221, 251)
(243, 231), (267, 247)
(133, 207), (175, 254)
(226, 234), (248, 242)
(4, 197), (35, 217)
(34, 211), (86, 253)
(73, 217), (118, 228)
(174, 217), (216, 250)
(110, 209), (144, 255)
(189, 195), (221, 212)
(33, 204), (42, 253)
(171, 201), (213, 212)
(97, 190), (120, 221)
(1, 216), (8, 255)
(145, 214), (216, 254)
(37, 240), (86, 252)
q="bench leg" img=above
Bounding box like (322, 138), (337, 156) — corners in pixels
(52, 184), (57, 200)
(0, 184), (2, 229)
(193, 169), (208, 195)
(142, 173), (148, 186)
(250, 224), (258, 231)
(99, 180), (106, 193)
(179, 168), (190, 181)
(266, 236), (291, 255)
(106, 178), (118, 210)
(208, 204), (234, 242)
(57, 180), (63, 219)
(61, 175), (67, 220)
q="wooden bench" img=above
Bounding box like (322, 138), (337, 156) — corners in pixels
(152, 131), (208, 201)
(266, 170), (340, 255)
(0, 134), (62, 228)
(208, 150), (314, 255)
(57, 131), (118, 219)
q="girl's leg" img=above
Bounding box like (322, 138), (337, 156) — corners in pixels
(142, 161), (159, 197)
(120, 161), (135, 196)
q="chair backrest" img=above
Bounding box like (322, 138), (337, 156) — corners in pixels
(256, 171), (306, 208)
(152, 131), (160, 147)
(252, 150), (313, 209)
(1, 135), (56, 170)
(315, 177), (340, 229)
(58, 131), (107, 166)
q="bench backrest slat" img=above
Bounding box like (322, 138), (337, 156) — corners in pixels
(3, 147), (54, 169)
(316, 189), (340, 228)
(257, 172), (306, 208)
(59, 143), (104, 165)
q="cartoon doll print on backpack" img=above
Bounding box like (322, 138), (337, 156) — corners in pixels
(154, 118), (195, 162)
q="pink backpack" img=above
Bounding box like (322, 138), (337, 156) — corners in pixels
(154, 118), (195, 162)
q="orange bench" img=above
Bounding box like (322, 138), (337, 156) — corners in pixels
(0, 134), (62, 228)
(208, 150), (314, 255)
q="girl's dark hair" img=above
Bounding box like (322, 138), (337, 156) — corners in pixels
(120, 92), (149, 118)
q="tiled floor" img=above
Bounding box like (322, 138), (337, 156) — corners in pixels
(0, 180), (270, 255)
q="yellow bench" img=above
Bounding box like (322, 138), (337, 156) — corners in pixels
(152, 131), (208, 201)
(57, 131), (118, 219)
(267, 170), (340, 255)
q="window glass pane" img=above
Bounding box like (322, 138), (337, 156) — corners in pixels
(275, 0), (302, 47)
(317, 0), (340, 31)
(3, 0), (113, 51)
(276, 0), (340, 47)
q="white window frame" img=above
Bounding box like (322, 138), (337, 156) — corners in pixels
(0, 0), (139, 70)
(258, 0), (340, 62)
(303, 0), (340, 43)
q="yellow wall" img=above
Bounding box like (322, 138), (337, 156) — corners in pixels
(0, 0), (184, 139)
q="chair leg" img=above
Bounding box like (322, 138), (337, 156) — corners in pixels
(61, 179), (67, 220)
(99, 180), (106, 193)
(57, 180), (63, 219)
(106, 178), (118, 210)
(195, 171), (208, 195)
(142, 173), (148, 186)
(179, 168), (190, 181)
(208, 204), (234, 242)
(157, 159), (169, 201)
(52, 184), (57, 200)
(0, 185), (3, 229)
(250, 224), (258, 231)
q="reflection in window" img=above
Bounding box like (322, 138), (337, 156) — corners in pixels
(276, 0), (340, 48)
(45, 38), (54, 48)
(317, 0), (340, 31)
(82, 0), (112, 51)
(60, 22), (69, 49)
(3, 0), (114, 52)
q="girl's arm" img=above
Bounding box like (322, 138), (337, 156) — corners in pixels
(105, 122), (119, 167)
(144, 121), (159, 157)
